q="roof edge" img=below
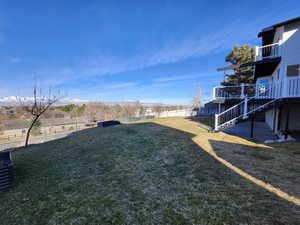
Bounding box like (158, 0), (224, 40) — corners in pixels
(258, 16), (300, 37)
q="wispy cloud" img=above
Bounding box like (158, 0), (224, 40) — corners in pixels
(153, 70), (221, 84)
(5, 5), (300, 102)
(36, 15), (271, 86)
(106, 82), (138, 89)
(153, 74), (198, 83)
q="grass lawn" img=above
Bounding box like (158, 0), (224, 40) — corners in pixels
(0, 117), (299, 225)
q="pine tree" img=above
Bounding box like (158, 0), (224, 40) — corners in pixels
(221, 45), (255, 86)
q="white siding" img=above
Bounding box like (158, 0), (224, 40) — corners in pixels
(256, 22), (300, 98)
(280, 21), (300, 79)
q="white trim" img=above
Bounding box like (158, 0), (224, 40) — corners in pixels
(257, 42), (279, 49)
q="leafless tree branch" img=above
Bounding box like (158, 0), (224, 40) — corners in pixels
(17, 83), (63, 147)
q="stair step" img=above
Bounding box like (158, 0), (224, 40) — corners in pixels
(216, 99), (278, 132)
(0, 169), (13, 175)
(0, 175), (14, 182)
(0, 164), (15, 192)
(0, 184), (13, 191)
(0, 180), (13, 187)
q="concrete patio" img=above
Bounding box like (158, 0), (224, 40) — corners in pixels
(224, 121), (278, 142)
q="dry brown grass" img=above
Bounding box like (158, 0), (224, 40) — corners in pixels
(193, 132), (300, 206)
(0, 116), (299, 225)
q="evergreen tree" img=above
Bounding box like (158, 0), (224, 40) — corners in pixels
(221, 45), (255, 86)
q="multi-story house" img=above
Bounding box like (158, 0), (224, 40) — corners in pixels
(213, 16), (300, 139)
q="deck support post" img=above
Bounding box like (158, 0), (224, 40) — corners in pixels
(250, 115), (255, 138)
(284, 106), (290, 139)
(277, 105), (282, 134)
(243, 97), (248, 119)
(214, 114), (219, 131)
(241, 83), (245, 99)
(273, 107), (277, 133)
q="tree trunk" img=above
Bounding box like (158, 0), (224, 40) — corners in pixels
(25, 116), (39, 147)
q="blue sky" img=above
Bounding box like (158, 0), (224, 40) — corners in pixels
(0, 0), (299, 104)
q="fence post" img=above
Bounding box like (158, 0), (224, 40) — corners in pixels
(243, 97), (248, 119)
(214, 114), (219, 131)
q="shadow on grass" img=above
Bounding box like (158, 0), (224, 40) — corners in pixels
(1, 120), (299, 224)
(185, 115), (214, 131)
(199, 139), (300, 206)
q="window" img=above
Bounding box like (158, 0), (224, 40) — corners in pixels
(287, 65), (299, 77)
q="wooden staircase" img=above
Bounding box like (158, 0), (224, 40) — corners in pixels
(214, 96), (277, 131)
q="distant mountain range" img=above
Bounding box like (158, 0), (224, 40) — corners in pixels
(0, 96), (168, 107)
(0, 96), (88, 106)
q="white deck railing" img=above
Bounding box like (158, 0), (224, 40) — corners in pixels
(255, 80), (284, 99)
(213, 77), (300, 101)
(213, 77), (300, 131)
(213, 84), (256, 100)
(255, 43), (279, 61)
(256, 77), (300, 99)
(286, 77), (300, 97)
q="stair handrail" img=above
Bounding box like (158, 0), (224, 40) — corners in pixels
(217, 80), (280, 118)
(217, 96), (255, 117)
(215, 98), (277, 131)
(244, 98), (277, 116)
(215, 82), (280, 131)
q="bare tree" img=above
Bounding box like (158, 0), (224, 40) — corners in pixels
(192, 85), (203, 110)
(18, 84), (61, 147)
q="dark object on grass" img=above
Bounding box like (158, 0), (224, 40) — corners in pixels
(0, 151), (15, 192)
(97, 120), (121, 128)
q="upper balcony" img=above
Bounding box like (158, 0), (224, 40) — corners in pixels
(255, 43), (279, 61)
